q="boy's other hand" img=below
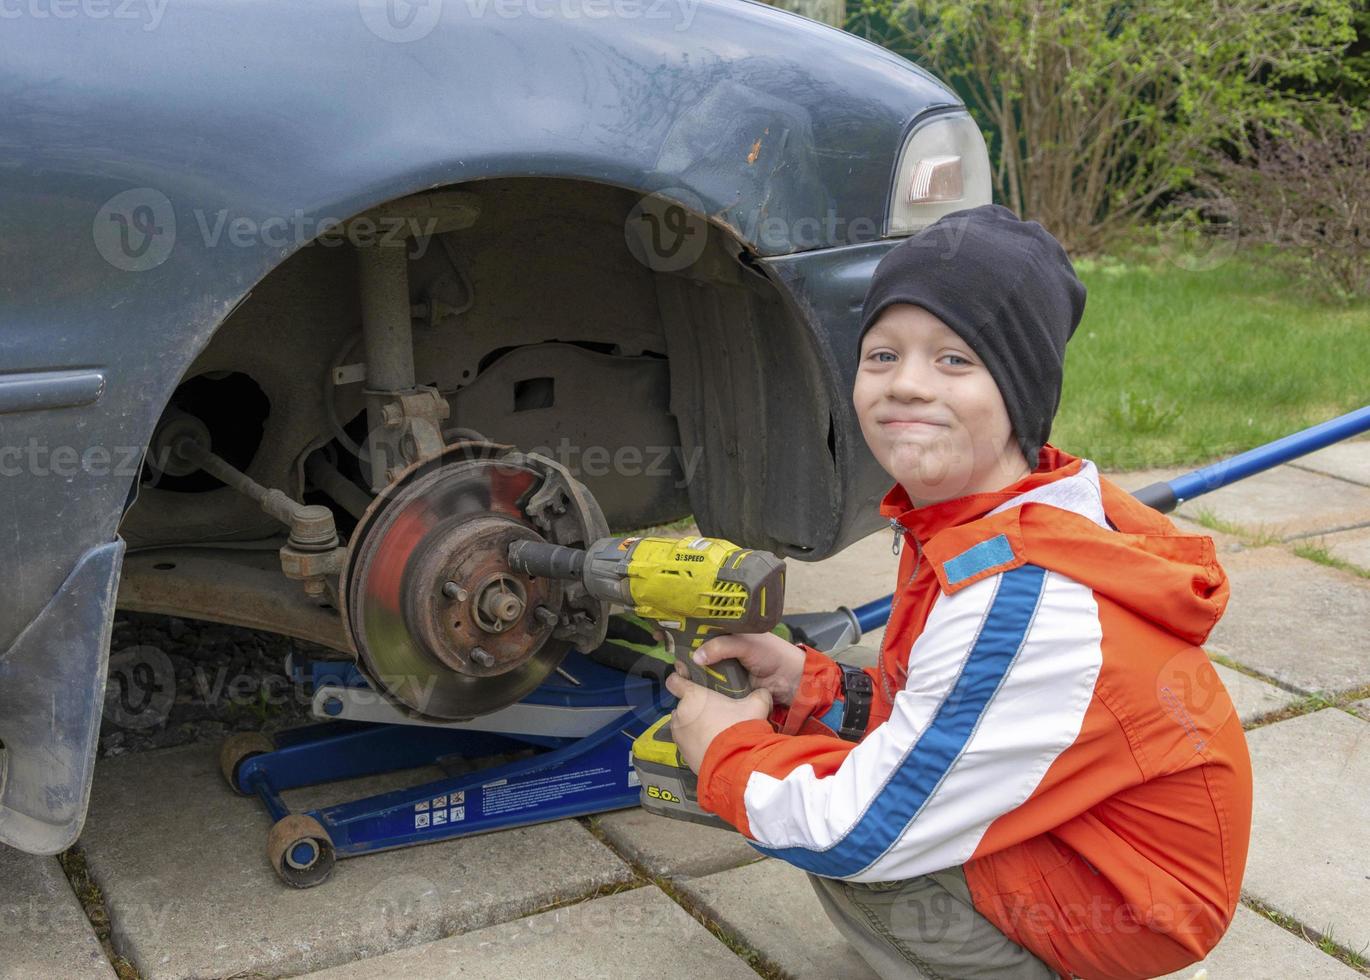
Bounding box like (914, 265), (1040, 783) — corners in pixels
(663, 668), (773, 773)
(652, 630), (807, 706)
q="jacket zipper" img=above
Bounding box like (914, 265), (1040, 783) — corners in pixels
(878, 517), (922, 705)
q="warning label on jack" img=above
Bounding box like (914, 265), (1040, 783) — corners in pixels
(481, 766), (614, 817)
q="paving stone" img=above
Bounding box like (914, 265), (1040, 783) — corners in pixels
(79, 742), (633, 980)
(836, 642), (879, 670)
(1349, 699), (1370, 719)
(590, 807), (763, 881)
(1205, 547), (1370, 694)
(677, 857), (881, 980)
(1318, 525), (1370, 572)
(783, 526), (900, 616)
(298, 885), (754, 980)
(1289, 437), (1370, 488)
(1213, 663), (1301, 724)
(1242, 709), (1370, 958)
(780, 528), (897, 671)
(1156, 904), (1362, 978)
(1169, 465), (1370, 540)
(0, 849), (115, 980)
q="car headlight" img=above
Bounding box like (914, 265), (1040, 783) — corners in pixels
(886, 111), (993, 236)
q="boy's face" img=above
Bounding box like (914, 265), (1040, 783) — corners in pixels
(854, 303), (1029, 507)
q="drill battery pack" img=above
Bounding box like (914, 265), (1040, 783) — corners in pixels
(631, 715), (729, 830)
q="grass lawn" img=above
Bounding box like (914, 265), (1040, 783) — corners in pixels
(1051, 242), (1369, 471)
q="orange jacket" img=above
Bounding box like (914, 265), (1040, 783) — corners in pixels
(698, 446), (1252, 979)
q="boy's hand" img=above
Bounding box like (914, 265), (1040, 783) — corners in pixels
(654, 630), (807, 706)
(663, 667), (773, 774)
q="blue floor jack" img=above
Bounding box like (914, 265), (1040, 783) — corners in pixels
(219, 648), (672, 887)
(219, 602), (868, 888)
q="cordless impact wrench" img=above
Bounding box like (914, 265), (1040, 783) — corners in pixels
(508, 534), (785, 827)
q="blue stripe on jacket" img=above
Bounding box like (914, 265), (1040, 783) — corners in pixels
(750, 563), (1048, 877)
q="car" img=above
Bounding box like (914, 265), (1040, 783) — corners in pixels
(0, 0), (991, 854)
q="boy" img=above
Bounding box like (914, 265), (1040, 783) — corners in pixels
(663, 204), (1253, 980)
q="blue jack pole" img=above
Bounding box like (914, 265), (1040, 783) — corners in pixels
(1132, 405), (1370, 513)
(853, 595), (893, 635)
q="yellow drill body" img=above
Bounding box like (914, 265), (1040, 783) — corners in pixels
(506, 533), (787, 827)
(619, 536), (781, 695)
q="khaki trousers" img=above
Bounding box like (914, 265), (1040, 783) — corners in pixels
(808, 867), (1060, 979)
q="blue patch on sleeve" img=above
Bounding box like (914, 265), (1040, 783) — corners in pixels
(816, 700), (845, 735)
(942, 534), (1016, 587)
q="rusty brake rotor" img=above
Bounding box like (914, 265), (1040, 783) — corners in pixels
(340, 441), (608, 720)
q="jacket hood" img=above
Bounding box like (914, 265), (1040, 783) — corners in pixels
(878, 445), (1229, 646)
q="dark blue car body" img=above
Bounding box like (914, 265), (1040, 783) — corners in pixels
(0, 0), (982, 852)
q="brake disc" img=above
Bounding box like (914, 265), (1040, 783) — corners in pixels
(340, 441), (608, 720)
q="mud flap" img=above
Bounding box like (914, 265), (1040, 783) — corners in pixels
(0, 538), (124, 853)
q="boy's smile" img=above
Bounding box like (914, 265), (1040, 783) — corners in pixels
(854, 303), (1031, 507)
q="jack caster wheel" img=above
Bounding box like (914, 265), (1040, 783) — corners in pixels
(219, 732), (275, 795)
(267, 813), (336, 888)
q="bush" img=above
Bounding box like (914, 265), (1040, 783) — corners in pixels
(1171, 109), (1370, 299)
(850, 0), (1358, 254)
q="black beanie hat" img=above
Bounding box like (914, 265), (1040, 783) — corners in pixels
(858, 204), (1087, 467)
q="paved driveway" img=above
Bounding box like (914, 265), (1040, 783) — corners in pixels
(4, 440), (1367, 979)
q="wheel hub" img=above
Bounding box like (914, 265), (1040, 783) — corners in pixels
(340, 441), (608, 720)
(404, 515), (562, 678)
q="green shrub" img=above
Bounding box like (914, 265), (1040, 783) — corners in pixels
(849, 0), (1358, 253)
